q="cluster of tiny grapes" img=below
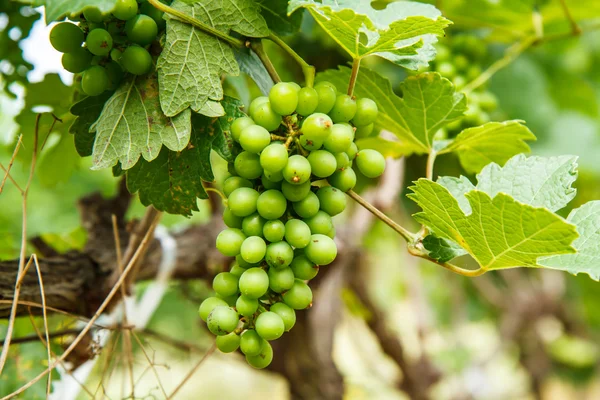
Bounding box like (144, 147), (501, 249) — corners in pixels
(199, 80), (386, 369)
(428, 34), (500, 137)
(49, 0), (165, 96)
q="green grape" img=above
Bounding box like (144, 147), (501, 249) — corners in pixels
(290, 255), (318, 280)
(242, 213), (265, 237)
(223, 207), (242, 228)
(246, 340), (273, 369)
(125, 14), (158, 46)
(255, 312), (285, 340)
(270, 303), (296, 331)
(223, 176), (253, 197)
(216, 228), (246, 256)
(236, 295), (259, 317)
(61, 48), (92, 73)
(435, 44), (451, 62)
(314, 82), (337, 113)
(264, 168), (284, 182)
(346, 142), (358, 161)
(292, 191), (320, 218)
(268, 267), (295, 293)
(462, 35), (487, 61)
(110, 48), (122, 62)
(352, 98), (378, 126)
(112, 0), (138, 20)
(198, 296), (228, 321)
(216, 332), (240, 353)
(266, 241), (294, 268)
(207, 306), (239, 335)
(260, 143), (288, 172)
(324, 123), (354, 153)
(284, 219), (311, 248)
(329, 94), (357, 123)
(453, 54), (469, 71)
(283, 155), (311, 185)
(236, 254), (258, 269)
(256, 190), (287, 220)
(228, 187), (259, 217)
(240, 236), (267, 264)
(453, 75), (467, 90)
(50, 23), (84, 53)
(263, 220), (285, 242)
(261, 174), (281, 190)
(296, 87), (319, 116)
(140, 2), (166, 30)
(248, 96), (269, 116)
(240, 329), (264, 356)
(250, 101), (282, 131)
(466, 65), (482, 81)
(216, 293), (238, 307)
(317, 186), (347, 216)
(86, 28), (113, 56)
(105, 61), (123, 89)
(283, 279), (313, 309)
(83, 7), (107, 23)
(334, 152), (350, 171)
(81, 66), (109, 96)
(231, 116), (255, 142)
(240, 125), (271, 154)
(356, 149), (385, 178)
(269, 82), (299, 115)
(212, 272), (239, 297)
(301, 113), (333, 141)
(328, 167), (356, 192)
(289, 82), (301, 92)
(234, 151), (263, 180)
(229, 263), (246, 277)
(305, 211), (333, 236)
(307, 150), (337, 178)
(282, 180), (311, 202)
(305, 234), (337, 265)
(478, 91), (498, 112)
(239, 267), (269, 299)
(354, 123), (374, 139)
(437, 61), (456, 78)
(90, 55), (103, 66)
(121, 45), (152, 75)
(299, 134), (323, 151)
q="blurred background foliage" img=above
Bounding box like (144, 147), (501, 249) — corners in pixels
(2, 0), (600, 399)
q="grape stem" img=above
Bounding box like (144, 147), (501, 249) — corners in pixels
(267, 33), (316, 87)
(146, 0), (244, 48)
(248, 40), (281, 83)
(203, 187), (227, 205)
(347, 58), (361, 97)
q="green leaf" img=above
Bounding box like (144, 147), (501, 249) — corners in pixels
(539, 201), (600, 281)
(288, 0), (450, 69)
(257, 0), (303, 36)
(158, 0), (268, 117)
(422, 234), (467, 263)
(233, 47), (275, 96)
(437, 120), (536, 174)
(355, 136), (415, 158)
(69, 92), (114, 157)
(91, 73), (192, 170)
(125, 97), (244, 215)
(408, 179), (578, 271)
(38, 0), (117, 22)
(37, 134), (80, 187)
(437, 175), (475, 213)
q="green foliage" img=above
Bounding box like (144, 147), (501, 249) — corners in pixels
(257, 0), (303, 36)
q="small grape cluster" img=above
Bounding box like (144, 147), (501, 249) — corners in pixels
(49, 0), (165, 96)
(429, 34), (499, 136)
(199, 81), (385, 369)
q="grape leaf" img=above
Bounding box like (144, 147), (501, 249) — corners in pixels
(540, 201), (600, 281)
(437, 175), (476, 213)
(126, 97), (243, 215)
(288, 0), (450, 69)
(158, 0), (268, 117)
(257, 0), (303, 36)
(69, 92), (114, 157)
(318, 68), (466, 154)
(422, 234), (467, 263)
(36, 0), (117, 22)
(437, 120), (536, 174)
(409, 179), (578, 271)
(37, 134), (80, 187)
(233, 47), (275, 96)
(90, 73), (192, 170)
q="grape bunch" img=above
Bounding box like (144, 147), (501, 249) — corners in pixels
(49, 0), (165, 96)
(199, 81), (386, 369)
(429, 34), (500, 137)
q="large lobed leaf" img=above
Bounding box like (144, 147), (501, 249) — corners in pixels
(69, 92), (114, 157)
(158, 0), (268, 117)
(35, 0), (117, 22)
(90, 73), (191, 170)
(289, 0), (450, 69)
(318, 67), (466, 154)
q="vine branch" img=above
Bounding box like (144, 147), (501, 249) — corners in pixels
(267, 33), (316, 87)
(249, 40), (281, 83)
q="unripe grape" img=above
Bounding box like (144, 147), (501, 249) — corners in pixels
(292, 191), (320, 218)
(83, 7), (107, 23)
(328, 167), (357, 192)
(87, 28), (113, 56)
(207, 306), (238, 335)
(263, 220), (286, 242)
(324, 123), (354, 153)
(317, 186), (347, 216)
(437, 61), (456, 78)
(290, 255), (318, 280)
(248, 96), (269, 116)
(352, 98), (378, 126)
(329, 94), (356, 123)
(228, 187), (259, 217)
(269, 82), (299, 115)
(314, 82), (337, 113)
(260, 143), (288, 172)
(216, 332), (240, 353)
(121, 45), (152, 75)
(296, 87), (319, 116)
(239, 267), (269, 299)
(264, 168), (284, 182)
(212, 272), (239, 297)
(236, 254), (259, 269)
(50, 23), (84, 53)
(105, 61), (123, 89)
(305, 210), (333, 235)
(299, 134), (323, 151)
(283, 279), (313, 309)
(125, 14), (158, 46)
(234, 151), (263, 179)
(346, 142), (358, 161)
(255, 311), (285, 340)
(250, 101), (282, 131)
(112, 0), (138, 20)
(301, 113), (332, 142)
(223, 176), (252, 197)
(81, 65), (109, 96)
(140, 1), (166, 30)
(240, 125), (271, 154)
(356, 149), (385, 178)
(240, 236), (267, 264)
(223, 207), (243, 228)
(268, 267), (295, 293)
(231, 116), (255, 142)
(307, 150), (337, 178)
(246, 340), (273, 369)
(305, 234), (337, 265)
(270, 302), (296, 331)
(282, 180), (311, 202)
(61, 48), (92, 73)
(216, 228), (246, 256)
(240, 329), (264, 356)
(354, 123), (374, 139)
(256, 190), (287, 220)
(242, 213), (265, 237)
(453, 54), (469, 72)
(236, 295), (259, 317)
(334, 152), (350, 171)
(266, 241), (294, 268)
(284, 219), (311, 248)
(110, 48), (122, 63)
(261, 174), (281, 190)
(229, 263), (246, 277)
(283, 155), (311, 185)
(478, 91), (498, 112)
(198, 296), (228, 321)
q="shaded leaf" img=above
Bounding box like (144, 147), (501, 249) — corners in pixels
(69, 92), (114, 157)
(233, 47), (275, 96)
(257, 0), (303, 36)
(422, 235), (467, 263)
